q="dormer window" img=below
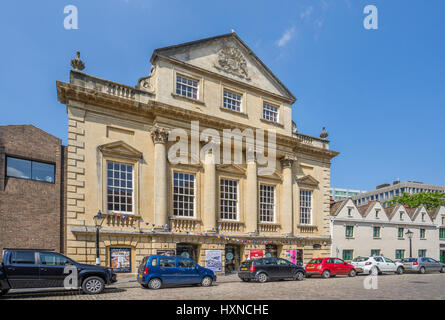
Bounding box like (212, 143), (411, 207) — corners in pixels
(223, 90), (242, 112)
(176, 75), (198, 99)
(263, 103), (279, 123)
(347, 208), (352, 216)
(422, 213), (425, 222)
(400, 212), (403, 220)
(375, 210), (380, 219)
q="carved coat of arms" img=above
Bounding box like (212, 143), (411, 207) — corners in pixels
(214, 46), (250, 80)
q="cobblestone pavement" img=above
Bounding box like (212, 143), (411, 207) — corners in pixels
(3, 272), (445, 300)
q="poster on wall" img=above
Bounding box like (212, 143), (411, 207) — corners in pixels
(205, 250), (222, 272)
(284, 250), (297, 264)
(156, 249), (176, 256)
(250, 250), (264, 260)
(110, 248), (131, 273)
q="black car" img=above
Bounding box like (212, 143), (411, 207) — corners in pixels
(238, 257), (305, 283)
(0, 249), (117, 296)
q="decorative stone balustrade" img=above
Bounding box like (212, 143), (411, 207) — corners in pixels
(258, 223), (281, 233)
(104, 213), (138, 228)
(217, 220), (244, 233)
(297, 225), (318, 234)
(170, 217), (201, 232)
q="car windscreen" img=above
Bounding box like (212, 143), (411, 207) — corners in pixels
(352, 257), (369, 262)
(308, 259), (323, 264)
(240, 261), (252, 267)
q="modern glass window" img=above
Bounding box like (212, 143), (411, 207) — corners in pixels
(6, 156), (55, 183)
(342, 250), (353, 261)
(262, 103), (279, 122)
(440, 228), (445, 239)
(106, 161), (133, 213)
(420, 228), (426, 239)
(371, 249), (380, 256)
(373, 226), (381, 238)
(345, 226), (354, 238)
(395, 249), (405, 260)
(223, 90), (242, 112)
(300, 190), (312, 225)
(173, 172), (195, 217)
(398, 227), (404, 238)
(259, 184), (275, 223)
(418, 250), (427, 258)
(220, 179), (239, 220)
(176, 75), (198, 99)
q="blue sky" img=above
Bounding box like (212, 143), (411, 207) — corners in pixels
(1, 0), (444, 191)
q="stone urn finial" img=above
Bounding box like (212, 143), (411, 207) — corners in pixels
(320, 126), (329, 139)
(71, 51), (85, 71)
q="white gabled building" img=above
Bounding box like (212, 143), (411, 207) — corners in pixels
(330, 199), (445, 262)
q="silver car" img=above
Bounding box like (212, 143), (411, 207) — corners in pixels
(400, 257), (445, 274)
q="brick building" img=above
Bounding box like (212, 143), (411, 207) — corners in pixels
(0, 125), (66, 258)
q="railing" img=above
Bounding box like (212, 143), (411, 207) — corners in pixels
(170, 217), (201, 232)
(294, 133), (314, 145)
(104, 213), (138, 228)
(258, 223), (281, 233)
(297, 225), (318, 234)
(106, 83), (136, 99)
(218, 220), (244, 233)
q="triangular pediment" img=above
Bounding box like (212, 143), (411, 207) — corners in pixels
(216, 164), (246, 175)
(296, 175), (319, 187)
(98, 141), (142, 160)
(151, 33), (295, 102)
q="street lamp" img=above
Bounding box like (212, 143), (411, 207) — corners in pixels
(93, 210), (105, 265)
(405, 229), (414, 258)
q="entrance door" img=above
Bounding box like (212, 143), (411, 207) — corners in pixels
(265, 245), (278, 258)
(225, 244), (240, 274)
(176, 243), (198, 262)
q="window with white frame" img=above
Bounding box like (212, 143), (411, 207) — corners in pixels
(176, 75), (198, 99)
(259, 184), (275, 223)
(220, 179), (239, 220)
(173, 172), (195, 217)
(262, 103), (279, 122)
(300, 189), (312, 225)
(107, 161), (133, 213)
(223, 90), (242, 112)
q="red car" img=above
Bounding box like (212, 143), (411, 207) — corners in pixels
(304, 257), (357, 278)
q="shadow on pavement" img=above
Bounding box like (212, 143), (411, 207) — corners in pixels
(1, 287), (126, 299)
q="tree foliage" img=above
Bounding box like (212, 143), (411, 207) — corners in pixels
(387, 192), (445, 210)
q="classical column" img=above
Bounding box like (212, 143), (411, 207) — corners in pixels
(281, 157), (294, 236)
(245, 157), (258, 235)
(151, 125), (169, 228)
(203, 152), (216, 233)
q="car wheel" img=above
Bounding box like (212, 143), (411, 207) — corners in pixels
(348, 269), (357, 277)
(0, 289), (9, 296)
(241, 278), (251, 282)
(370, 266), (379, 276)
(257, 272), (268, 283)
(321, 270), (331, 279)
(440, 267), (445, 273)
(293, 271), (304, 281)
(148, 278), (162, 290)
(419, 267), (426, 274)
(82, 276), (105, 294)
(396, 267), (404, 275)
(201, 276), (213, 287)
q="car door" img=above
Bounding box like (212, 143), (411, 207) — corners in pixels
(427, 258), (440, 271)
(262, 258), (278, 278)
(158, 257), (179, 285)
(383, 257), (397, 272)
(276, 258), (293, 278)
(5, 251), (41, 289)
(177, 258), (200, 284)
(334, 258), (348, 275)
(38, 251), (74, 288)
(420, 258), (430, 272)
(373, 257), (385, 272)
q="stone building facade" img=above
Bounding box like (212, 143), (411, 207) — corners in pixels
(56, 33), (338, 273)
(0, 125), (66, 259)
(331, 198), (445, 262)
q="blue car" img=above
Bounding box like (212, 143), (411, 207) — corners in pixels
(137, 255), (217, 289)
